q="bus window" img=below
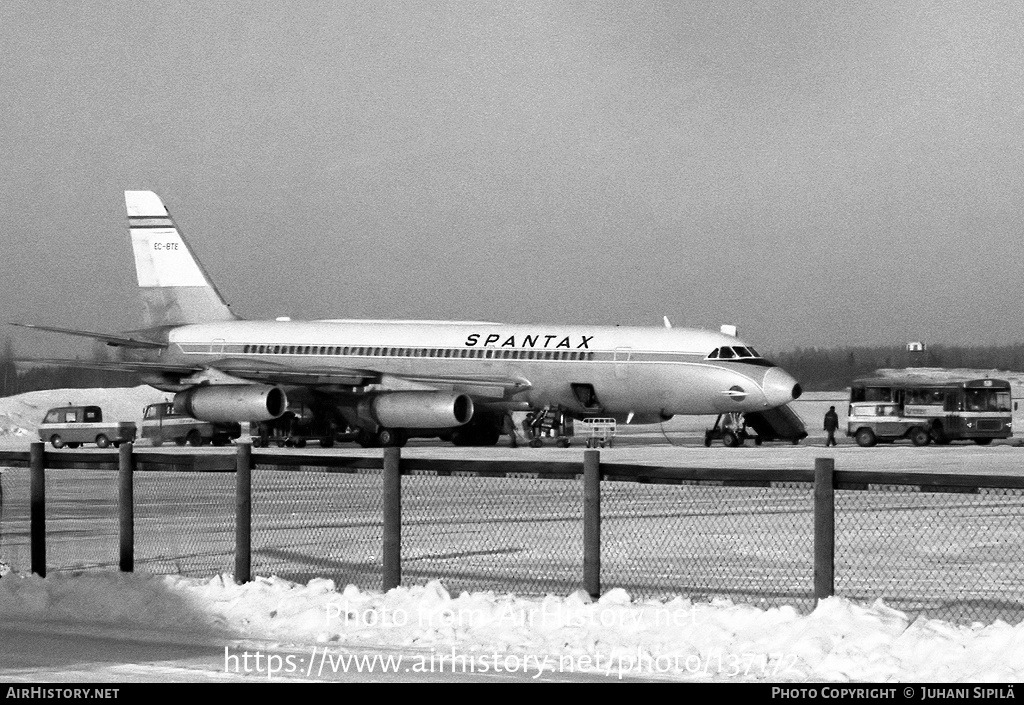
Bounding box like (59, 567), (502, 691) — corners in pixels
(862, 387), (892, 402)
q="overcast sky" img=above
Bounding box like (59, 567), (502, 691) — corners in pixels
(3, 1), (1023, 357)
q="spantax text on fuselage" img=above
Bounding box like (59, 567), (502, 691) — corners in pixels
(464, 334), (593, 350)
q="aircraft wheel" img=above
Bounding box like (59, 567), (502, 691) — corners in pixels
(529, 438), (543, 448)
(319, 437), (335, 448)
(855, 428), (877, 448)
(175, 437), (187, 446)
(357, 429), (380, 448)
(50, 435), (65, 449)
(974, 438), (993, 446)
(186, 430), (203, 447)
(95, 434), (110, 449)
(377, 428), (405, 447)
(555, 437), (570, 448)
(722, 431), (742, 448)
(295, 438), (307, 448)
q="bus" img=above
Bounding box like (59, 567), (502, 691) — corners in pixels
(847, 377), (1013, 447)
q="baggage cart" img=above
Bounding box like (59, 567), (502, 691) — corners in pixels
(581, 417), (616, 448)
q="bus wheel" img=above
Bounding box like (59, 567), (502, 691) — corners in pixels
(909, 428), (930, 446)
(855, 428), (877, 448)
(974, 438), (993, 445)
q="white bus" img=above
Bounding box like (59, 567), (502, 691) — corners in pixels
(847, 377), (1013, 447)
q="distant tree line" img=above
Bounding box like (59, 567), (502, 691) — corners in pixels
(771, 344), (1024, 391)
(0, 337), (140, 397)
(4, 335), (1024, 397)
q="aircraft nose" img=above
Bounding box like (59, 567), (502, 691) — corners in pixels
(762, 367), (803, 408)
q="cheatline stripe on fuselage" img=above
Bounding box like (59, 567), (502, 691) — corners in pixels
(171, 342), (775, 366)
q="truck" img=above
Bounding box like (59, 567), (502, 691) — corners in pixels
(140, 402), (241, 446)
(38, 405), (137, 449)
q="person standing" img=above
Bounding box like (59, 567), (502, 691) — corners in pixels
(823, 406), (840, 446)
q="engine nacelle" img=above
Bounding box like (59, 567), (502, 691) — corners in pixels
(174, 385), (287, 422)
(359, 391), (474, 429)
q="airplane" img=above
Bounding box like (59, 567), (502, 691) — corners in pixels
(12, 190), (803, 448)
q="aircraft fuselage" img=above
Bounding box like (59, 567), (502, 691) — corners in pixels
(131, 319), (801, 420)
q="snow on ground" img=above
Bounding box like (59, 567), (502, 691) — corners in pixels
(0, 386), (167, 439)
(1, 571), (1023, 682)
(1, 380), (1024, 682)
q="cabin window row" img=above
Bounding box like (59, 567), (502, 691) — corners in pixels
(236, 344), (596, 361)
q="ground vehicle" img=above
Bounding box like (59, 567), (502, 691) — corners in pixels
(141, 402), (240, 446)
(703, 407), (808, 447)
(523, 408), (574, 447)
(38, 405), (136, 449)
(581, 417), (616, 448)
(252, 406), (356, 448)
(846, 377), (1013, 447)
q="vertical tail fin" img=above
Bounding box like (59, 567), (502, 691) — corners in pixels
(125, 191), (239, 326)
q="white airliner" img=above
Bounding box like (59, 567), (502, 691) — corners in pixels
(15, 191), (802, 447)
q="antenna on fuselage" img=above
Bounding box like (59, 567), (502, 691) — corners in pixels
(663, 316), (672, 329)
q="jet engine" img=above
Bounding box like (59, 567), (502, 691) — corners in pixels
(174, 385), (287, 422)
(358, 391), (474, 429)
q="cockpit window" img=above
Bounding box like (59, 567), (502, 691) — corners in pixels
(705, 346), (765, 361)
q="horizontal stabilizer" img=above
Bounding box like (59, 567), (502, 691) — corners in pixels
(9, 323), (166, 349)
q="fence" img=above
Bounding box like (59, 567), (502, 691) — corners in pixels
(1, 443), (1023, 624)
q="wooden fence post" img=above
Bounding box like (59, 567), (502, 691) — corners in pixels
(383, 446), (401, 591)
(29, 441), (45, 577)
(813, 457), (835, 602)
(118, 442), (135, 572)
(583, 449), (601, 599)
(235, 442), (252, 584)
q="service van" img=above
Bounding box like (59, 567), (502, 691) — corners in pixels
(38, 405), (137, 449)
(140, 402), (241, 446)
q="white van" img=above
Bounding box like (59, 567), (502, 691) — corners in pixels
(38, 405), (137, 449)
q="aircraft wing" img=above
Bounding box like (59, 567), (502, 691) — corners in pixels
(15, 358), (201, 374)
(9, 323), (166, 349)
(202, 358), (380, 388)
(16, 356), (531, 396)
(397, 372), (532, 390)
(207, 361), (531, 394)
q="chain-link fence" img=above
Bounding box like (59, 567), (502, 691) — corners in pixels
(835, 486), (1024, 623)
(2, 448), (1023, 625)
